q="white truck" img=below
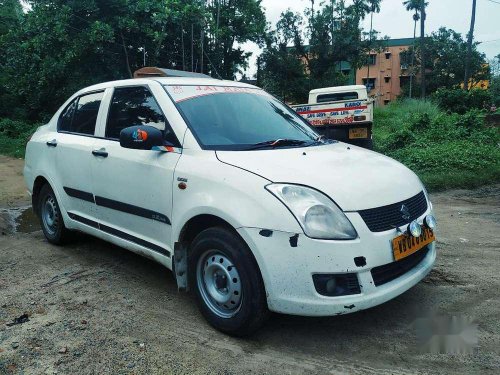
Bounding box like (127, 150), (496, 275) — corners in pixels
(291, 85), (374, 149)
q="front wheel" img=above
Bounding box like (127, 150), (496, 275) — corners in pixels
(189, 227), (269, 336)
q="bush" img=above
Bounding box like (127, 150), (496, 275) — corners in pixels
(0, 118), (40, 158)
(373, 100), (500, 191)
(431, 87), (492, 114)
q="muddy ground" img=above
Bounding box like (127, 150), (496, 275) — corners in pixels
(0, 155), (499, 374)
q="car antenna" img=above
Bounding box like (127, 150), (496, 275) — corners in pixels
(203, 51), (223, 80)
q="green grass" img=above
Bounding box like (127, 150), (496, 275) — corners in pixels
(373, 99), (500, 191)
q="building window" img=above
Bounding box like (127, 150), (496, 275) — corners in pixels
(400, 51), (411, 70)
(384, 76), (391, 83)
(385, 52), (391, 60)
(368, 54), (376, 65)
(384, 99), (391, 105)
(362, 78), (376, 91)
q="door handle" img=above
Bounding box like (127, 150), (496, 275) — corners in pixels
(92, 149), (108, 158)
(46, 139), (57, 147)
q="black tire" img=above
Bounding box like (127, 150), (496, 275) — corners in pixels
(37, 184), (72, 245)
(189, 227), (269, 336)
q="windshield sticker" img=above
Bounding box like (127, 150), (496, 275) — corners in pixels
(165, 85), (269, 103)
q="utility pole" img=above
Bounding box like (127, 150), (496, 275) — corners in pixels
(200, 27), (204, 74)
(420, 0), (426, 98)
(181, 23), (186, 71)
(409, 9), (419, 99)
(191, 23), (194, 72)
(366, 6), (374, 93)
(464, 0), (477, 91)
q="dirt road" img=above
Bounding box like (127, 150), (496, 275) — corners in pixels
(1, 156), (499, 374)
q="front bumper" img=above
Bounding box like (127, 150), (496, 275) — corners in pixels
(237, 209), (436, 316)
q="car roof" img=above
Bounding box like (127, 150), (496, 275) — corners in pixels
(78, 77), (259, 95)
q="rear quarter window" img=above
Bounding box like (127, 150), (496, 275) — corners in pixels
(58, 91), (104, 135)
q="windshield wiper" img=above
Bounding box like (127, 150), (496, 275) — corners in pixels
(246, 139), (309, 150)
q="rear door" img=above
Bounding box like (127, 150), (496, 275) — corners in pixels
(90, 84), (181, 259)
(54, 91), (105, 224)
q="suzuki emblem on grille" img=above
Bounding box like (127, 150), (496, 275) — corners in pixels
(400, 204), (411, 221)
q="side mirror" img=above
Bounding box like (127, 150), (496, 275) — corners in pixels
(119, 125), (164, 150)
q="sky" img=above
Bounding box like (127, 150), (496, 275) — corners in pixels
(240, 0), (500, 78)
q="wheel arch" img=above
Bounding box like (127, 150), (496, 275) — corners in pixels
(174, 213), (266, 296)
(32, 175), (50, 215)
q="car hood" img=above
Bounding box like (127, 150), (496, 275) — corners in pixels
(216, 142), (423, 211)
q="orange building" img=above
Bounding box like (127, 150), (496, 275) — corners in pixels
(356, 38), (415, 106)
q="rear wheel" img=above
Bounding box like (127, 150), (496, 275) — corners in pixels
(189, 227), (268, 336)
(37, 184), (72, 245)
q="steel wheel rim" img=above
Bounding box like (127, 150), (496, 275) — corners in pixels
(41, 195), (59, 236)
(196, 250), (242, 319)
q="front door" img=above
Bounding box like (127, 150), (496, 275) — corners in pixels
(90, 85), (181, 259)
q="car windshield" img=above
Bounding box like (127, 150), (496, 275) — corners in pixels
(164, 85), (320, 150)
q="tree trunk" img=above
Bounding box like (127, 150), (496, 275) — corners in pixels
(464, 0), (477, 91)
(420, 0), (426, 98)
(120, 31), (133, 78)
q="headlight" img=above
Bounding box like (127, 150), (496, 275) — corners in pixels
(265, 184), (357, 240)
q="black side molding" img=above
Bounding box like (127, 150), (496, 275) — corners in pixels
(68, 212), (170, 257)
(64, 187), (95, 203)
(67, 212), (99, 228)
(63, 187), (170, 225)
(95, 196), (171, 225)
(99, 224), (170, 257)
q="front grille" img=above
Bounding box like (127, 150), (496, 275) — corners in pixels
(371, 246), (430, 287)
(358, 191), (427, 232)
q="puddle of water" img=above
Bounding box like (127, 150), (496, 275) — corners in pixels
(0, 206), (39, 234)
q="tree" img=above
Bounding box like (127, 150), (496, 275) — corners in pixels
(0, 0), (23, 118)
(1, 0), (266, 121)
(204, 0), (266, 79)
(365, 0), (382, 87)
(410, 28), (488, 94)
(259, 1), (382, 103)
(402, 0), (427, 98)
(0, 0), (22, 37)
(463, 0), (477, 90)
(258, 10), (309, 103)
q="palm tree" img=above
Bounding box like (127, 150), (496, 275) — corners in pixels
(403, 0), (427, 98)
(366, 0), (381, 87)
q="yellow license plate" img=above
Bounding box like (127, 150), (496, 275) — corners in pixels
(349, 128), (368, 139)
(392, 227), (435, 261)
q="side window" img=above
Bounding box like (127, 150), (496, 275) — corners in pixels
(106, 86), (179, 145)
(58, 98), (77, 132)
(58, 91), (103, 135)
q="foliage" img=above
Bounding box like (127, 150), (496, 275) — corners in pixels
(373, 99), (500, 190)
(405, 28), (488, 95)
(490, 76), (500, 106)
(0, 0), (266, 122)
(258, 1), (381, 103)
(0, 118), (40, 158)
(431, 88), (492, 114)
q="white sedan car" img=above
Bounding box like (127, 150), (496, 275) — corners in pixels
(24, 76), (436, 335)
